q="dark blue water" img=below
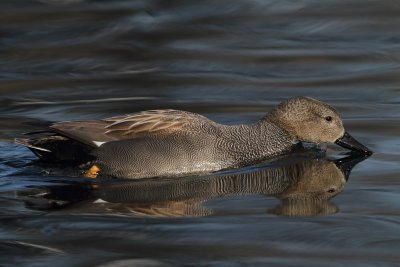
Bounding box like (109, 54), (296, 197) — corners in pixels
(1, 0), (400, 266)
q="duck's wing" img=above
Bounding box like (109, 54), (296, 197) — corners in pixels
(50, 109), (216, 147)
(50, 120), (112, 147)
(104, 109), (215, 139)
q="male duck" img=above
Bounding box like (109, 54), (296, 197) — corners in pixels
(15, 97), (372, 179)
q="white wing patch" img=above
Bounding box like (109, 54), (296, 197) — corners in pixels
(93, 198), (109, 203)
(93, 141), (106, 147)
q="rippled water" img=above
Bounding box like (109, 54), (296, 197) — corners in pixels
(1, 0), (400, 266)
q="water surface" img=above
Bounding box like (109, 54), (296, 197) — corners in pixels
(1, 0), (400, 266)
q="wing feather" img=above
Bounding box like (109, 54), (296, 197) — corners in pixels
(49, 109), (215, 147)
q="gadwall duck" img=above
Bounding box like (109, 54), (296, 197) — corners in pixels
(15, 97), (372, 179)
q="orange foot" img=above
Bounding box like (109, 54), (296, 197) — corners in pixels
(84, 165), (100, 178)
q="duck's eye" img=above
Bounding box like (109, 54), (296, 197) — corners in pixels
(325, 116), (332, 122)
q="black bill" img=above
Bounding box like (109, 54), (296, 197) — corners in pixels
(335, 132), (372, 155)
(334, 153), (371, 181)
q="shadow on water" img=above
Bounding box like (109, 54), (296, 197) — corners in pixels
(18, 152), (369, 217)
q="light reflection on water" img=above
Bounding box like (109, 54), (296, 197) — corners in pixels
(1, 0), (400, 266)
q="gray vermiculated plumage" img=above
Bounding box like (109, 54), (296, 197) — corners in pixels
(91, 120), (292, 179)
(15, 97), (371, 179)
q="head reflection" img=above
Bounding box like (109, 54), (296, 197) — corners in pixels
(21, 153), (369, 217)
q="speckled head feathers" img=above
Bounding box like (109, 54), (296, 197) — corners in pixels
(265, 97), (345, 144)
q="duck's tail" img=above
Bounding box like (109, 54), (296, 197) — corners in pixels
(15, 138), (51, 152)
(15, 134), (95, 164)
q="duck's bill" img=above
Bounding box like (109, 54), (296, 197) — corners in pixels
(335, 132), (372, 155)
(334, 153), (371, 181)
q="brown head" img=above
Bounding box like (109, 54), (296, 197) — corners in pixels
(264, 97), (372, 154)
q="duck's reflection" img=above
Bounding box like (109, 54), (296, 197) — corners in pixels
(21, 153), (369, 217)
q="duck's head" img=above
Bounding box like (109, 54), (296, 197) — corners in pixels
(265, 97), (372, 154)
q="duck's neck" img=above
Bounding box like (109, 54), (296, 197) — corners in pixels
(218, 120), (294, 166)
(262, 111), (297, 140)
